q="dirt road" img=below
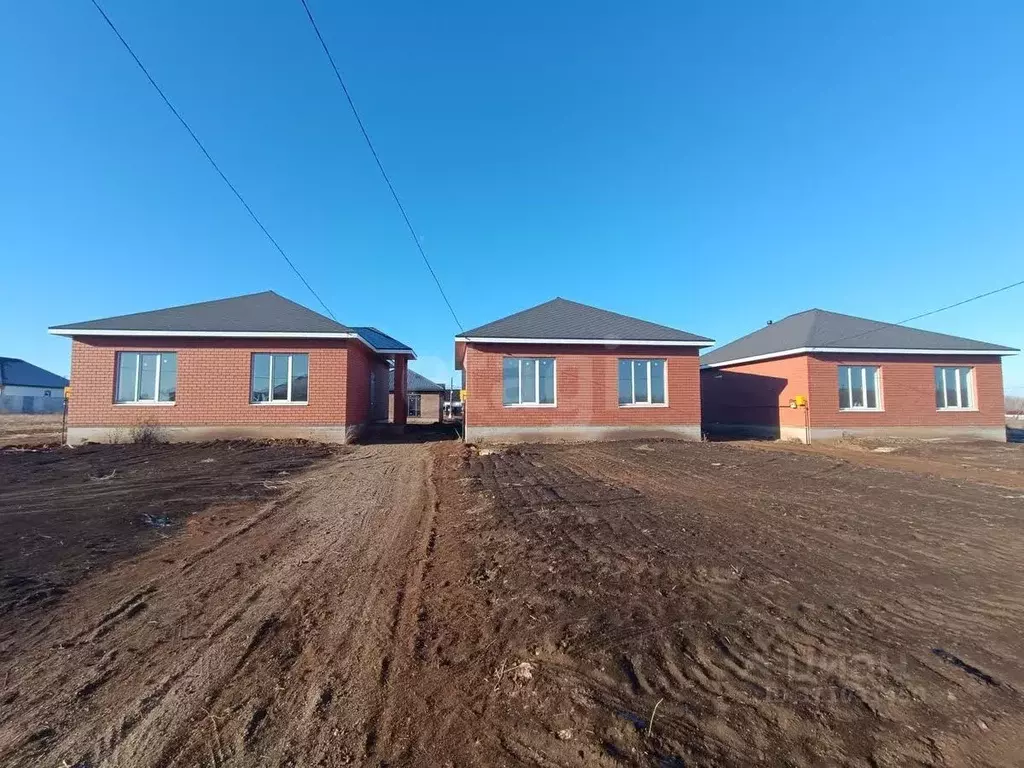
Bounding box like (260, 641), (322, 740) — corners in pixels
(0, 442), (441, 767)
(2, 437), (1023, 767)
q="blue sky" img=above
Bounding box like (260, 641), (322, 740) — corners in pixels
(3, 1), (1022, 393)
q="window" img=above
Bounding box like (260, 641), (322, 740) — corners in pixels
(502, 358), (555, 406)
(408, 393), (422, 417)
(838, 365), (880, 410)
(115, 352), (177, 403)
(618, 359), (666, 406)
(935, 366), (973, 409)
(251, 353), (308, 403)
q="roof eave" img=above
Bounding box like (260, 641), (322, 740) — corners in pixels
(701, 346), (1018, 369)
(455, 335), (714, 347)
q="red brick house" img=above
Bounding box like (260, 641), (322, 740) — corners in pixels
(455, 298), (714, 443)
(701, 309), (1017, 443)
(388, 368), (444, 424)
(49, 291), (415, 445)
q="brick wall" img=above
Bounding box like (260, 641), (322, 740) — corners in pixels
(462, 343), (701, 428)
(807, 353), (1005, 428)
(67, 337), (355, 427)
(701, 355), (809, 428)
(389, 391), (442, 423)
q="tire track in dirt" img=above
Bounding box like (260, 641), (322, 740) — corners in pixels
(0, 442), (441, 768)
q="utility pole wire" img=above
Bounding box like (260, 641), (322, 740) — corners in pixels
(818, 278), (1024, 348)
(87, 0), (338, 320)
(297, 0), (464, 331)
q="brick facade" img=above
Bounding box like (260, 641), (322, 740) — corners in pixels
(460, 342), (702, 442)
(702, 352), (1007, 441)
(66, 336), (390, 443)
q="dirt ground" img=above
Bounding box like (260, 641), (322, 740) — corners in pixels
(0, 414), (63, 447)
(0, 436), (1022, 767)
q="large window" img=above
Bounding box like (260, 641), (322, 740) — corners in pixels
(502, 358), (555, 406)
(116, 352), (176, 403)
(251, 353), (308, 403)
(838, 365), (880, 410)
(618, 359), (666, 406)
(935, 366), (974, 410)
(408, 393), (422, 417)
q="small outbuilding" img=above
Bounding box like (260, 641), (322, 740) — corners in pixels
(389, 368), (444, 424)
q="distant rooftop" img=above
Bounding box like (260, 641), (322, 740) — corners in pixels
(0, 358), (68, 389)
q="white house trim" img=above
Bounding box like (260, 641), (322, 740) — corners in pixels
(458, 336), (713, 347)
(701, 347), (1015, 369)
(48, 328), (416, 359)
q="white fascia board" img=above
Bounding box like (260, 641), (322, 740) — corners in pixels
(49, 328), (359, 339)
(456, 336), (714, 347)
(700, 346), (1016, 369)
(49, 327), (418, 359)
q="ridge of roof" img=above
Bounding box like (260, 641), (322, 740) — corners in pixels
(456, 297), (713, 344)
(49, 291), (354, 336)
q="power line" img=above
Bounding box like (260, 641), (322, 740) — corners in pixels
(297, 0), (464, 331)
(87, 0), (337, 321)
(820, 278), (1024, 348)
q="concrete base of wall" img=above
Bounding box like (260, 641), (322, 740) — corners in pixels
(464, 424), (702, 444)
(809, 425), (1007, 443)
(703, 423), (1006, 444)
(67, 424), (353, 446)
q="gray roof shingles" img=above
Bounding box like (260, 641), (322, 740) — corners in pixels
(50, 291), (353, 335)
(701, 308), (1017, 367)
(352, 327), (413, 353)
(457, 298), (713, 344)
(0, 358), (69, 389)
(389, 368), (444, 393)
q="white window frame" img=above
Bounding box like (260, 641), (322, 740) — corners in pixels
(408, 392), (422, 417)
(838, 365), (883, 411)
(503, 357), (557, 408)
(115, 351), (176, 406)
(251, 353), (309, 405)
(618, 358), (668, 407)
(935, 366), (975, 410)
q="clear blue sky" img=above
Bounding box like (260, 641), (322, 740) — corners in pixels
(3, 1), (1022, 393)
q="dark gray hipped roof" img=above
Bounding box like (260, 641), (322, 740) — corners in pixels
(389, 368), (444, 393)
(701, 308), (1017, 367)
(0, 358), (69, 389)
(457, 298), (713, 344)
(50, 291), (353, 335)
(352, 327), (414, 354)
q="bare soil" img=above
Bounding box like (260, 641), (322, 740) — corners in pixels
(0, 414), (63, 447)
(1, 437), (1022, 767)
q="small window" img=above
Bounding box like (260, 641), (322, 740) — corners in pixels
(502, 358), (555, 406)
(935, 366), (973, 409)
(618, 359), (666, 406)
(408, 393), (422, 417)
(251, 353), (308, 403)
(115, 352), (177, 403)
(838, 366), (880, 410)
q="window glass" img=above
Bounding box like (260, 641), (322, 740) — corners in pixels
(650, 359), (666, 404)
(633, 360), (648, 402)
(850, 367), (865, 408)
(408, 393), (421, 417)
(617, 360), (632, 405)
(958, 367), (971, 408)
(520, 359), (537, 403)
(865, 366), (877, 409)
(838, 366), (879, 410)
(138, 353), (158, 401)
(117, 353), (138, 402)
(934, 368), (944, 409)
(271, 354), (290, 401)
(291, 354), (309, 402)
(158, 354), (177, 402)
(945, 372), (958, 410)
(838, 367), (851, 409)
(502, 359), (519, 405)
(252, 354), (271, 403)
(538, 359), (555, 404)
